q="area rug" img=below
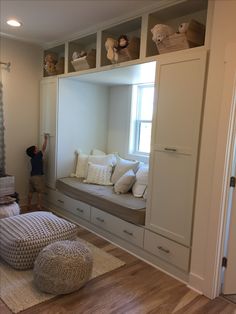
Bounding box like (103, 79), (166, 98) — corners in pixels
(0, 239), (125, 313)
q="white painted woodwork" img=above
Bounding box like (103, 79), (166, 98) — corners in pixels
(223, 186), (236, 294)
(40, 78), (57, 136)
(144, 229), (190, 272)
(91, 207), (144, 248)
(39, 78), (58, 188)
(146, 50), (207, 246)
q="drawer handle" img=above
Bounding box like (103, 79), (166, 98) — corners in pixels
(57, 199), (64, 204)
(164, 147), (177, 152)
(96, 217), (105, 223)
(157, 246), (170, 254)
(123, 230), (133, 236)
(77, 208), (84, 213)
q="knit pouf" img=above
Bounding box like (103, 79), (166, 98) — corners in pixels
(33, 240), (93, 294)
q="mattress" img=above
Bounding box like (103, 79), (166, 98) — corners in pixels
(56, 177), (146, 225)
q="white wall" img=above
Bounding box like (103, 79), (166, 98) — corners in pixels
(57, 79), (109, 178)
(0, 38), (42, 204)
(190, 0), (236, 297)
(107, 85), (132, 157)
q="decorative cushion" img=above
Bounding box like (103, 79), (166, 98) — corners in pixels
(75, 152), (89, 178)
(114, 169), (136, 194)
(0, 202), (20, 219)
(0, 211), (78, 270)
(33, 240), (93, 294)
(132, 164), (149, 197)
(111, 156), (139, 184)
(84, 162), (113, 185)
(91, 148), (106, 155)
(88, 154), (116, 167)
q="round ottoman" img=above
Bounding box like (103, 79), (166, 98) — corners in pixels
(33, 240), (93, 294)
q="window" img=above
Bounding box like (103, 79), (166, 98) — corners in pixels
(129, 84), (155, 156)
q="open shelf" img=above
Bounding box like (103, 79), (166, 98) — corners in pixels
(146, 0), (208, 57)
(68, 33), (97, 73)
(101, 17), (142, 67)
(43, 44), (65, 77)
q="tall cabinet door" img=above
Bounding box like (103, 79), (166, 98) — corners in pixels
(40, 77), (58, 189)
(146, 50), (207, 247)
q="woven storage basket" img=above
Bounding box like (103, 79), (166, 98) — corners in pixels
(155, 19), (205, 54)
(71, 49), (96, 71)
(0, 175), (15, 197)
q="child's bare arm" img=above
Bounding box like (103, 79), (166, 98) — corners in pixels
(42, 133), (49, 154)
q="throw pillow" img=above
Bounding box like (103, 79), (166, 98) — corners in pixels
(84, 162), (113, 185)
(114, 169), (136, 194)
(132, 164), (149, 197)
(75, 152), (89, 178)
(111, 156), (139, 184)
(91, 148), (106, 155)
(88, 154), (117, 167)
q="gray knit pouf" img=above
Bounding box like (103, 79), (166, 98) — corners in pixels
(33, 240), (93, 294)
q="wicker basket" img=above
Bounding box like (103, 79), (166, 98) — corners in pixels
(116, 37), (140, 63)
(71, 49), (96, 71)
(0, 175), (15, 197)
(155, 19), (205, 54)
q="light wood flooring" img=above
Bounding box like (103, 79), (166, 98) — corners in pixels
(1, 217), (236, 313)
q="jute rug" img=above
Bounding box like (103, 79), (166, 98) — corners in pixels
(0, 239), (125, 313)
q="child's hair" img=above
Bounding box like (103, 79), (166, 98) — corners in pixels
(26, 146), (35, 158)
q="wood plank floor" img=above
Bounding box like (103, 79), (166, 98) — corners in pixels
(1, 223), (236, 314)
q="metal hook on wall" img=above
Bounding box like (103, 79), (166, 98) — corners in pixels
(0, 62), (11, 71)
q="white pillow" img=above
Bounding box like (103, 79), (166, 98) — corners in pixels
(143, 187), (148, 200)
(114, 170), (136, 194)
(132, 164), (149, 197)
(111, 156), (139, 184)
(88, 154), (116, 167)
(75, 152), (89, 178)
(84, 162), (113, 185)
(91, 148), (106, 156)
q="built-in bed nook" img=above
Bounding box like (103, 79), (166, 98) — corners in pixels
(54, 62), (156, 226)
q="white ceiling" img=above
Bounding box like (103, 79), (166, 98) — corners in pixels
(0, 0), (157, 47)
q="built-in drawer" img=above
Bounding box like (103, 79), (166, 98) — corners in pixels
(144, 229), (190, 271)
(47, 189), (66, 209)
(63, 195), (90, 221)
(91, 207), (144, 248)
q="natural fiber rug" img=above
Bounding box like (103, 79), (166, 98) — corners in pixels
(0, 239), (125, 313)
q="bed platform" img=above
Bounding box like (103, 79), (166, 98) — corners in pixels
(56, 177), (146, 225)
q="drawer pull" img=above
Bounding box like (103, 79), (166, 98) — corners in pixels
(158, 246), (170, 254)
(77, 208), (84, 213)
(164, 147), (177, 152)
(57, 199), (64, 204)
(96, 217), (105, 223)
(123, 230), (133, 236)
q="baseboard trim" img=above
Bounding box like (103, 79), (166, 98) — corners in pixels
(188, 272), (204, 295)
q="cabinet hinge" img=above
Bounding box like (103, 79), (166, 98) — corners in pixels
(222, 257), (227, 268)
(230, 176), (235, 187)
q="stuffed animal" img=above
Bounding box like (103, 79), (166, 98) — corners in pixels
(178, 22), (189, 33)
(105, 37), (118, 63)
(151, 24), (175, 44)
(116, 34), (129, 52)
(44, 53), (58, 75)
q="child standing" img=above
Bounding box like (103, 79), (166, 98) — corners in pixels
(26, 134), (48, 210)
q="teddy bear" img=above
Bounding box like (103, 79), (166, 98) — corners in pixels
(44, 53), (58, 75)
(105, 37), (118, 63)
(151, 24), (175, 44)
